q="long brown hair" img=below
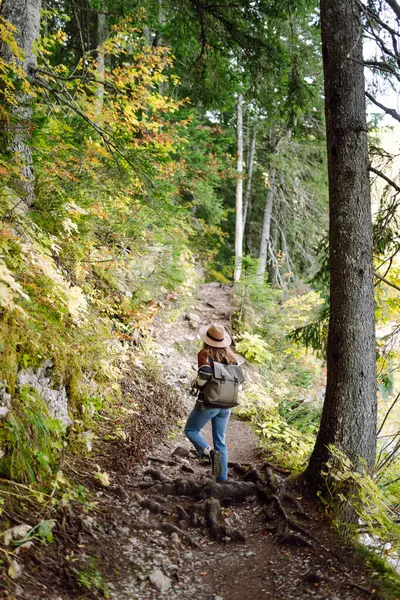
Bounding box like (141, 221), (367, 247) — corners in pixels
(202, 342), (237, 365)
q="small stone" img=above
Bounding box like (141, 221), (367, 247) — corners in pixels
(215, 596), (224, 600)
(171, 532), (179, 544)
(149, 568), (171, 592)
(185, 312), (200, 323)
(128, 537), (138, 545)
(118, 526), (130, 536)
(182, 551), (193, 560)
(181, 464), (194, 474)
(172, 446), (190, 459)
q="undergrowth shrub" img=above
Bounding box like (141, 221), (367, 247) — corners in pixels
(236, 384), (316, 471)
(0, 386), (66, 483)
(234, 270), (325, 471)
(243, 405), (314, 471)
(321, 446), (400, 570)
(278, 398), (321, 435)
(236, 332), (274, 365)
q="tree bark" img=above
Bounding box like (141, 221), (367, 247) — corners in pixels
(243, 126), (256, 229)
(234, 93), (244, 282)
(306, 0), (377, 487)
(267, 217), (279, 286)
(0, 0), (42, 211)
(245, 213), (253, 256)
(157, 0), (167, 94)
(94, 12), (107, 118)
(256, 168), (276, 282)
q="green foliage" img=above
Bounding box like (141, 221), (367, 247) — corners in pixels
(237, 396), (315, 472)
(0, 387), (66, 483)
(278, 398), (321, 435)
(76, 556), (110, 597)
(236, 332), (274, 365)
(356, 546), (400, 600)
(256, 409), (315, 470)
(320, 446), (400, 571)
(288, 304), (329, 358)
(4, 520), (56, 547)
(233, 269), (325, 471)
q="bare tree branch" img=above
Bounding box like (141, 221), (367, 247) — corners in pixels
(384, 0), (400, 21)
(356, 0), (400, 38)
(369, 165), (400, 193)
(374, 270), (400, 292)
(366, 91), (400, 122)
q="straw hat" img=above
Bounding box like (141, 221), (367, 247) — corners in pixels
(199, 323), (232, 348)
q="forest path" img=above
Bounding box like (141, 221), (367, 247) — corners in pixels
(107, 282), (377, 600)
(153, 282), (260, 464)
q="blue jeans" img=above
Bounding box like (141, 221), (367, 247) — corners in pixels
(184, 406), (231, 482)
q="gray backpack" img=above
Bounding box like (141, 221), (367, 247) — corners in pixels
(202, 361), (245, 408)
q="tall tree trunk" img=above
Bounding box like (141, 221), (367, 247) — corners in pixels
(0, 0), (42, 211)
(256, 168), (276, 282)
(268, 217), (279, 286)
(157, 0), (167, 94)
(306, 0), (377, 488)
(245, 210), (253, 256)
(94, 12), (107, 118)
(234, 93), (244, 282)
(243, 126), (256, 229)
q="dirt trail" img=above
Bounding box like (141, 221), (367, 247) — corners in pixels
(153, 282), (260, 464)
(106, 283), (377, 600)
(16, 282), (379, 600)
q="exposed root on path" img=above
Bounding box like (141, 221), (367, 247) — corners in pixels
(204, 498), (246, 542)
(130, 519), (201, 548)
(134, 460), (316, 549)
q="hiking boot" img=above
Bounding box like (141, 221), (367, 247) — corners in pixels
(210, 450), (222, 479)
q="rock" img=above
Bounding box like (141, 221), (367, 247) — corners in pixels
(171, 532), (179, 544)
(185, 312), (200, 323)
(181, 464), (195, 474)
(215, 596), (224, 600)
(149, 568), (171, 592)
(17, 360), (71, 425)
(182, 551), (193, 560)
(172, 446), (190, 459)
(0, 387), (11, 419)
(80, 515), (96, 532)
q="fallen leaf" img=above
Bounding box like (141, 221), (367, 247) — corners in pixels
(8, 559), (22, 579)
(4, 524), (31, 546)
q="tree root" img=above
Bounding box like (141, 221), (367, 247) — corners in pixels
(148, 456), (180, 467)
(204, 498), (246, 542)
(139, 475), (257, 503)
(131, 520), (200, 548)
(134, 460), (315, 549)
(140, 498), (169, 515)
(142, 468), (169, 482)
(278, 533), (314, 548)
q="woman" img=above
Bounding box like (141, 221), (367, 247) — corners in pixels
(184, 323), (237, 483)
